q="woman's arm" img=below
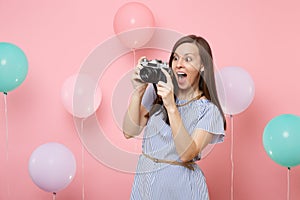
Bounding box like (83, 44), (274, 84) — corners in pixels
(157, 69), (213, 162)
(122, 88), (149, 139)
(122, 57), (149, 139)
(167, 107), (213, 162)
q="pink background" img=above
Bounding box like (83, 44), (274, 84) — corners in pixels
(1, 0), (300, 199)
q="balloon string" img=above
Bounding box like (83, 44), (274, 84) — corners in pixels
(4, 93), (8, 161)
(287, 167), (290, 200)
(230, 115), (234, 200)
(4, 93), (11, 198)
(52, 192), (56, 200)
(132, 48), (136, 66)
(81, 119), (85, 200)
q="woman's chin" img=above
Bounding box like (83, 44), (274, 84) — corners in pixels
(177, 79), (190, 89)
(177, 83), (190, 91)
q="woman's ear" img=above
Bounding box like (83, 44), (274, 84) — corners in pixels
(200, 65), (205, 72)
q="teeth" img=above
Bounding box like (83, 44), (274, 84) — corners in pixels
(177, 72), (187, 77)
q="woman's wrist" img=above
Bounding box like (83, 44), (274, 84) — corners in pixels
(165, 102), (177, 114)
(131, 86), (147, 99)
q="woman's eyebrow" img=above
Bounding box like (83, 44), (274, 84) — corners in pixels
(174, 52), (194, 56)
(184, 53), (195, 56)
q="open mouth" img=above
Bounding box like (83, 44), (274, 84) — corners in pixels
(176, 72), (187, 85)
(177, 72), (187, 78)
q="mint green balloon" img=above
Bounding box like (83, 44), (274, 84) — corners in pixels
(0, 42), (28, 93)
(263, 114), (300, 168)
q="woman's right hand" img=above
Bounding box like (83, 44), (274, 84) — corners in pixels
(131, 56), (148, 93)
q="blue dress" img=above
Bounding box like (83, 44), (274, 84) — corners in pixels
(130, 85), (225, 200)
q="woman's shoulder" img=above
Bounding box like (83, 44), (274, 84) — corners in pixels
(141, 84), (157, 111)
(195, 98), (214, 108)
(194, 99), (222, 116)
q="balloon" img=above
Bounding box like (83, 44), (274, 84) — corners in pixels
(0, 42), (28, 93)
(28, 142), (76, 193)
(263, 114), (300, 168)
(61, 74), (102, 118)
(216, 66), (255, 115)
(113, 2), (155, 48)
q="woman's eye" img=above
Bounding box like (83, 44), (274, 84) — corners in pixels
(173, 56), (178, 61)
(185, 57), (192, 62)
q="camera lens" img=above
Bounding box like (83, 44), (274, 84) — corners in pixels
(140, 67), (159, 83)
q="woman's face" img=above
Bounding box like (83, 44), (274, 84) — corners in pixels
(171, 42), (202, 92)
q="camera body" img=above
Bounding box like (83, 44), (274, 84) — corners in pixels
(139, 58), (171, 84)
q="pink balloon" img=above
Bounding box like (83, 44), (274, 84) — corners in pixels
(28, 142), (76, 193)
(113, 2), (155, 48)
(216, 66), (255, 115)
(61, 74), (102, 118)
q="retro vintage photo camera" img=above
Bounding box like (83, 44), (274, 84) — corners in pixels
(139, 58), (172, 84)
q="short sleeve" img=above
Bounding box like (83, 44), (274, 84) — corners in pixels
(141, 84), (157, 112)
(195, 103), (225, 144)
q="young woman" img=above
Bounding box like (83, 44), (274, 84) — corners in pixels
(123, 35), (226, 200)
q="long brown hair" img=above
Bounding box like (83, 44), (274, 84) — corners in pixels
(149, 35), (226, 130)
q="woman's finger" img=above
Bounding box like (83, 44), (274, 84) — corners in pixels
(137, 56), (147, 67)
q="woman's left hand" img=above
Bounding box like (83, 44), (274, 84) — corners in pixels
(156, 69), (176, 109)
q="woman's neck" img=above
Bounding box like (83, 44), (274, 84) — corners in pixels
(176, 89), (203, 100)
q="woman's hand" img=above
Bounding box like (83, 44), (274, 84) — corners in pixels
(131, 56), (148, 93)
(156, 68), (176, 110)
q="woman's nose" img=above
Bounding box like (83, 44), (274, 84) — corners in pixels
(175, 57), (185, 68)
